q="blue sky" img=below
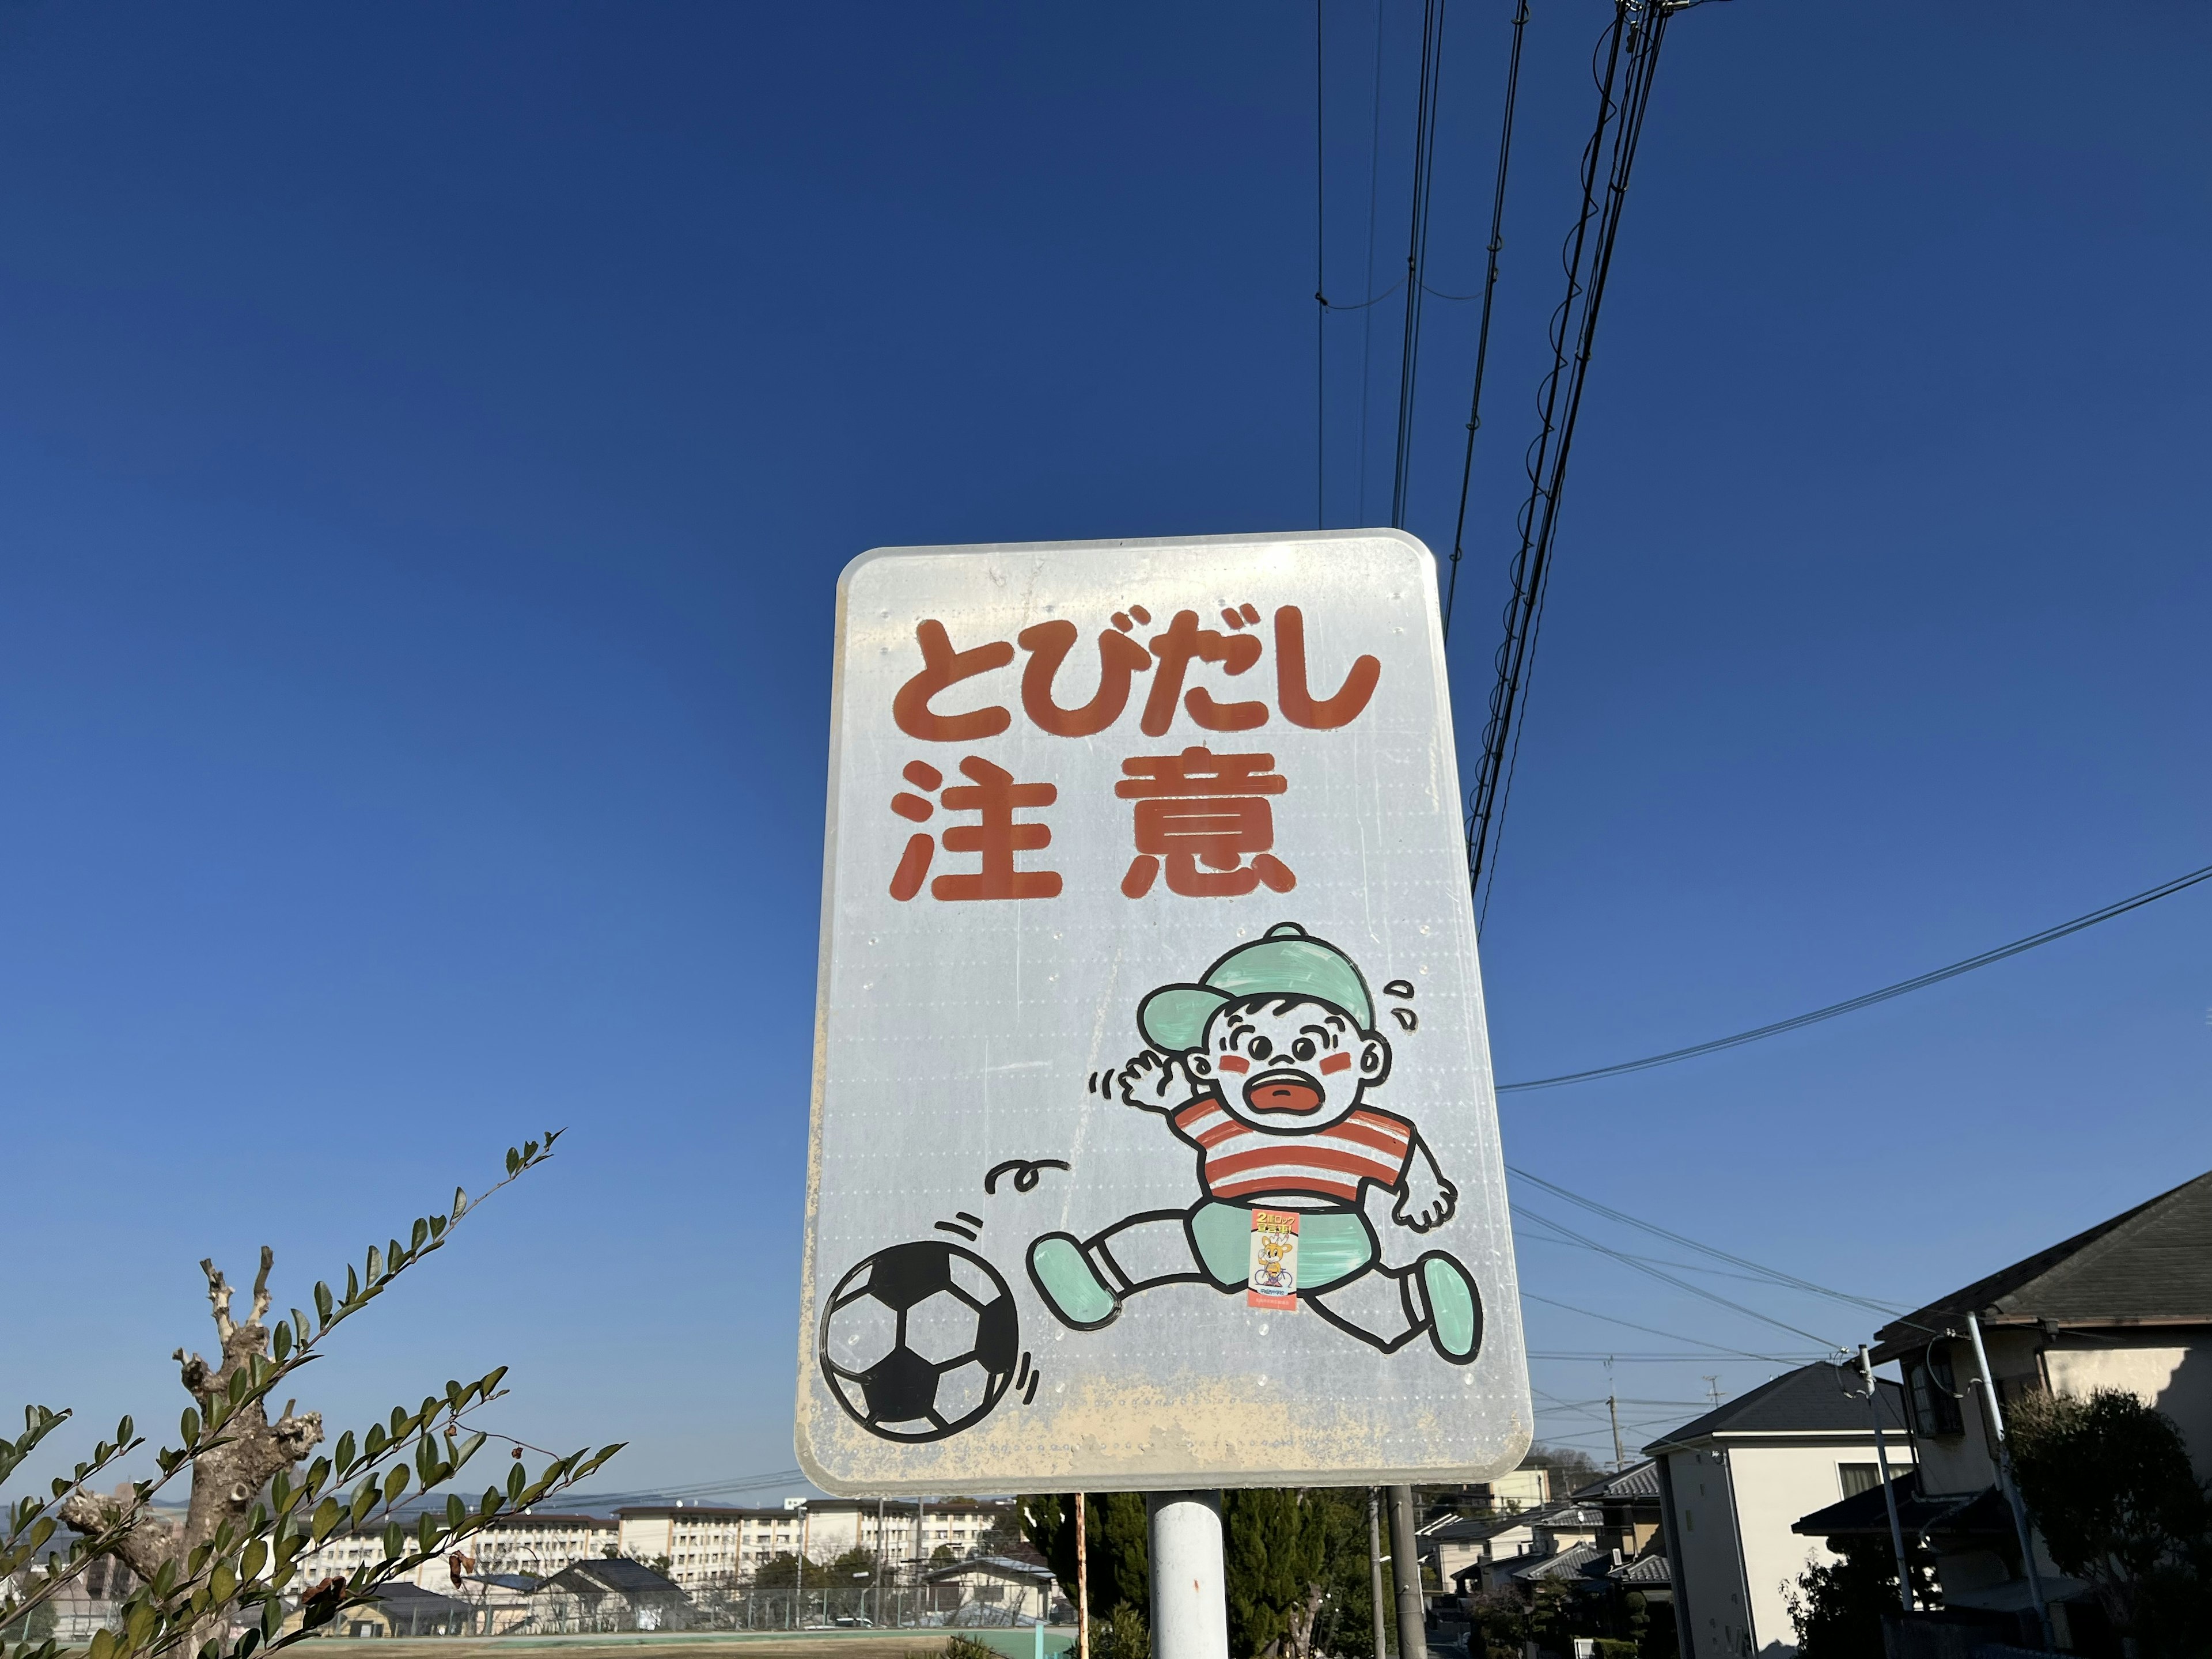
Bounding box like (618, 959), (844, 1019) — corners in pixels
(3, 1), (2206, 1494)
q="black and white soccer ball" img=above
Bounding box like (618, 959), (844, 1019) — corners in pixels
(819, 1240), (1019, 1442)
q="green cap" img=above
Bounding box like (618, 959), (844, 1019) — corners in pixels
(1137, 923), (1376, 1054)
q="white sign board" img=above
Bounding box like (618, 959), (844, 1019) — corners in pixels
(796, 531), (1529, 1494)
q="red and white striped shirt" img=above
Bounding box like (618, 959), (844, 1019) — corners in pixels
(1170, 1096), (1416, 1205)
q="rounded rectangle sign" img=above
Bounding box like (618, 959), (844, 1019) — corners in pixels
(796, 530), (1531, 1494)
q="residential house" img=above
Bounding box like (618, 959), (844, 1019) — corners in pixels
(527, 1557), (692, 1632)
(920, 1552), (1065, 1627)
(1862, 1167), (2212, 1650)
(1643, 1361), (1913, 1658)
(342, 1584), (474, 1638)
(1446, 1501), (1604, 1597)
(1419, 1469), (1559, 1584)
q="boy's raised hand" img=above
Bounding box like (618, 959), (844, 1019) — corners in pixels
(1116, 1050), (1191, 1113)
(1392, 1145), (1459, 1233)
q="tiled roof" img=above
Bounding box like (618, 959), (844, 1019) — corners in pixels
(1512, 1542), (1603, 1582)
(1872, 1170), (2212, 1358)
(1570, 1460), (1660, 1501)
(1642, 1363), (1906, 1453)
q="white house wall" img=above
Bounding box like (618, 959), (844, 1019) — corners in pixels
(2043, 1340), (2212, 1482)
(1663, 1449), (1753, 1658)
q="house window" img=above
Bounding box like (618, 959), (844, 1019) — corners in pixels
(1838, 1464), (1883, 1498)
(1906, 1347), (1965, 1436)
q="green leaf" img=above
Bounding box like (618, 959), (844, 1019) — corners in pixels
(480, 1489), (502, 1517)
(334, 1430), (357, 1471)
(270, 1324), (291, 1363)
(180, 1408), (201, 1446)
(313, 1283), (334, 1327)
(240, 1540), (267, 1582)
(291, 1310), (310, 1348)
(410, 1218), (429, 1252)
(366, 1245), (383, 1283)
(505, 1147), (521, 1176)
(381, 1522), (403, 1562)
(452, 1186), (469, 1219)
(88, 1627), (116, 1659)
(350, 1484), (376, 1528)
(505, 1463), (524, 1501)
(427, 1213), (446, 1240)
(416, 1512), (438, 1554)
(344, 1265), (359, 1305)
(210, 1565), (236, 1604)
(445, 1494), (466, 1529)
(362, 1425), (386, 1462)
(116, 1416), (133, 1445)
(381, 1467), (408, 1506)
(480, 1365), (509, 1400)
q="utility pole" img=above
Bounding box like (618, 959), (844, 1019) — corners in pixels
(1703, 1375), (1722, 1409)
(1965, 1315), (2054, 1649)
(1076, 1494), (1090, 1659)
(1607, 1395), (1625, 1472)
(1387, 1484), (1426, 1659)
(1368, 1490), (1389, 1659)
(1856, 1346), (1912, 1615)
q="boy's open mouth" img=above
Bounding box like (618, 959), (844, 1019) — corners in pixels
(1243, 1069), (1324, 1116)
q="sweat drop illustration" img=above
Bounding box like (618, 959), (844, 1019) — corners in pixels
(1027, 923), (1483, 1362)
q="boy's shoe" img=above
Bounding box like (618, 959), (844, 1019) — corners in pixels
(1027, 1233), (1122, 1331)
(1416, 1252), (1483, 1364)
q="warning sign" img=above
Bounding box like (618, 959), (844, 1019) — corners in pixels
(796, 530), (1531, 1494)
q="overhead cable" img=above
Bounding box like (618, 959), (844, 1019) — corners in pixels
(1315, 0), (1327, 528)
(1497, 858), (2212, 1093)
(1519, 1289), (1812, 1364)
(1466, 0), (1676, 919)
(1512, 1166), (1904, 1316)
(1516, 1205), (1840, 1349)
(1441, 0), (1531, 641)
(1387, 0), (1448, 529)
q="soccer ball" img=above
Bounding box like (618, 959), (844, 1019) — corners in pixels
(819, 1240), (1019, 1442)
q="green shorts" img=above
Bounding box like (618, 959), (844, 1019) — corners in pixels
(1187, 1200), (1376, 1293)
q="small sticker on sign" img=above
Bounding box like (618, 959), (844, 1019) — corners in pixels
(1248, 1209), (1300, 1310)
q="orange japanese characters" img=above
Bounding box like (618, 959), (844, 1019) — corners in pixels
(885, 601), (1380, 903)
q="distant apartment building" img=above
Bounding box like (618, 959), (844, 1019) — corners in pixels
(296, 1510), (616, 1593)
(614, 1498), (1007, 1592)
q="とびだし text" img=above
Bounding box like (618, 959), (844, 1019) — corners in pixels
(884, 604), (1380, 904)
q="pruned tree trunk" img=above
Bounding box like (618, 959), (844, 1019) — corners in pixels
(59, 1249), (324, 1650)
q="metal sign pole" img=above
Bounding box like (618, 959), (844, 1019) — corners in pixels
(1147, 1492), (1228, 1659)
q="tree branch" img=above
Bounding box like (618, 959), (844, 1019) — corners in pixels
(250, 1245), (274, 1327)
(201, 1258), (236, 1343)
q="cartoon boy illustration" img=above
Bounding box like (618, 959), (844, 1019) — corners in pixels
(1027, 923), (1482, 1363)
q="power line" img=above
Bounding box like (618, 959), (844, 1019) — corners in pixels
(1467, 0), (1676, 919)
(1315, 0), (1327, 528)
(1497, 859), (2212, 1093)
(1517, 1206), (1840, 1349)
(1512, 1166), (1904, 1316)
(1519, 1290), (1812, 1365)
(1441, 0), (1530, 641)
(1355, 0), (1387, 522)
(1387, 0), (1447, 529)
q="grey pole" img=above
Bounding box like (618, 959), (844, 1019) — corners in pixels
(1147, 1491), (1229, 1659)
(1964, 1315), (2054, 1649)
(1367, 1490), (1389, 1659)
(1387, 1484), (1427, 1659)
(1856, 1346), (1913, 1615)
